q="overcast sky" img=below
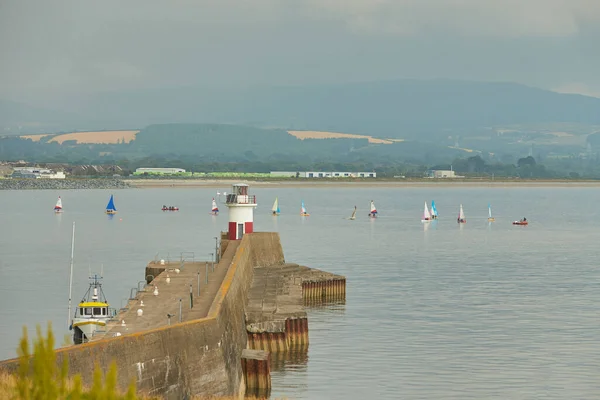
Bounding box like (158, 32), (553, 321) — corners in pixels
(2, 0), (600, 103)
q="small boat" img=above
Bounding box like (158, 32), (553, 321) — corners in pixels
(162, 206), (179, 211)
(54, 196), (63, 213)
(457, 204), (466, 223)
(488, 203), (495, 222)
(272, 197), (280, 216)
(431, 200), (438, 220)
(368, 200), (377, 218)
(70, 274), (115, 344)
(211, 198), (219, 215)
(300, 200), (310, 216)
(66, 222), (115, 344)
(347, 206), (357, 220)
(513, 218), (528, 226)
(105, 194), (117, 215)
(421, 201), (432, 222)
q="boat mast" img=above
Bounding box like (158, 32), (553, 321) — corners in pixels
(67, 221), (75, 327)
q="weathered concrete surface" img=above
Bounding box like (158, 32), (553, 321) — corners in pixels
(0, 234), (269, 399)
(0, 232), (340, 400)
(95, 242), (238, 339)
(245, 263), (345, 352)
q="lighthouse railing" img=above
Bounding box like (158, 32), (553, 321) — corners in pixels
(225, 194), (256, 205)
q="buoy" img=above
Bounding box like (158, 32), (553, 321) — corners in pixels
(137, 309), (143, 317)
(153, 286), (159, 296)
(165, 274), (171, 284)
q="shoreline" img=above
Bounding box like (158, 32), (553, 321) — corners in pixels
(127, 178), (600, 188)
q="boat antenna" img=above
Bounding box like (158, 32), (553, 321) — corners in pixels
(100, 263), (104, 279)
(67, 221), (75, 328)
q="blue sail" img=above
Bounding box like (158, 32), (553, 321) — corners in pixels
(106, 194), (117, 212)
(431, 200), (438, 217)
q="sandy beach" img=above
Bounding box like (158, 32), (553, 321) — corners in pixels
(126, 178), (600, 189)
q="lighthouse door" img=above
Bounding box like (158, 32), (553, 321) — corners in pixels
(237, 223), (244, 239)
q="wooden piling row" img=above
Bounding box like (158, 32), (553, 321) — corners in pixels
(302, 278), (346, 304)
(247, 331), (287, 352)
(241, 349), (271, 398)
(285, 317), (309, 349)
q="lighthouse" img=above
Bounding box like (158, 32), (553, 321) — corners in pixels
(225, 183), (257, 240)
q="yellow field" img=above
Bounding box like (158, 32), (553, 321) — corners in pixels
(21, 134), (50, 142)
(288, 130), (396, 144)
(47, 130), (140, 144)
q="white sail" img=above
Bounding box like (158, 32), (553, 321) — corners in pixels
(423, 202), (431, 220)
(272, 197), (279, 212)
(370, 201), (377, 213)
(55, 196), (62, 210)
(459, 204), (465, 220)
(488, 204), (492, 218)
(349, 206), (357, 220)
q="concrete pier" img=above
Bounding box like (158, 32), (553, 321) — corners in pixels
(245, 263), (345, 354)
(0, 232), (344, 399)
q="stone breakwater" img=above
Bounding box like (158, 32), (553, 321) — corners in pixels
(0, 178), (131, 190)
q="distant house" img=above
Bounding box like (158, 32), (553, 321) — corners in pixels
(11, 167), (65, 179)
(135, 167), (186, 175)
(427, 170), (457, 178)
(270, 171), (376, 178)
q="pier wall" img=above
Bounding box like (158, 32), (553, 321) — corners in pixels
(0, 232), (285, 399)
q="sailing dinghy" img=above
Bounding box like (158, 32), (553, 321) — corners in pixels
(421, 201), (432, 222)
(369, 200), (377, 218)
(211, 198), (219, 215)
(488, 204), (495, 222)
(300, 200), (310, 216)
(105, 195), (117, 215)
(54, 196), (63, 213)
(272, 197), (280, 216)
(457, 204), (466, 223)
(431, 200), (438, 219)
(347, 206), (357, 220)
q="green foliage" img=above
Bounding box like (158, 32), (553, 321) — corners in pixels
(9, 323), (141, 400)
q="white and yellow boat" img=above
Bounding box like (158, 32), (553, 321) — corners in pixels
(70, 275), (115, 344)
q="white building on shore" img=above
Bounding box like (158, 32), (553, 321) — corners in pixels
(11, 167), (66, 179)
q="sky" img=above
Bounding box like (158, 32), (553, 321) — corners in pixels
(2, 0), (600, 103)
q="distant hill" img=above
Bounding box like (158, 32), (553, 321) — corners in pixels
(29, 79), (600, 140)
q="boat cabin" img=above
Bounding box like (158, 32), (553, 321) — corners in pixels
(77, 301), (110, 318)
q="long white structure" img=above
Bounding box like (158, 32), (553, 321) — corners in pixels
(135, 167), (186, 174)
(270, 171), (376, 178)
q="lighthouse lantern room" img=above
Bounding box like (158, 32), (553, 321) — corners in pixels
(225, 183), (257, 240)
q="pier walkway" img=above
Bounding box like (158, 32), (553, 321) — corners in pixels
(91, 241), (240, 340)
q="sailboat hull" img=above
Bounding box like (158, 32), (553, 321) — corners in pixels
(105, 210), (117, 215)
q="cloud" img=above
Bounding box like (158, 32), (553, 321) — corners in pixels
(553, 83), (600, 98)
(307, 0), (600, 37)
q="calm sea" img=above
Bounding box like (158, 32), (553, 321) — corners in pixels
(1, 186), (599, 399)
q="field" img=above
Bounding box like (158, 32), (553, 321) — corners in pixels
(47, 130), (140, 144)
(288, 130), (396, 144)
(21, 134), (50, 142)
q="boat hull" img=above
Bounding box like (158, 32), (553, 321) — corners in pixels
(513, 221), (528, 225)
(105, 210), (117, 215)
(301, 213), (310, 216)
(488, 218), (495, 222)
(72, 319), (107, 342)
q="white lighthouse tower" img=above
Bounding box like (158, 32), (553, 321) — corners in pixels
(225, 183), (257, 240)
